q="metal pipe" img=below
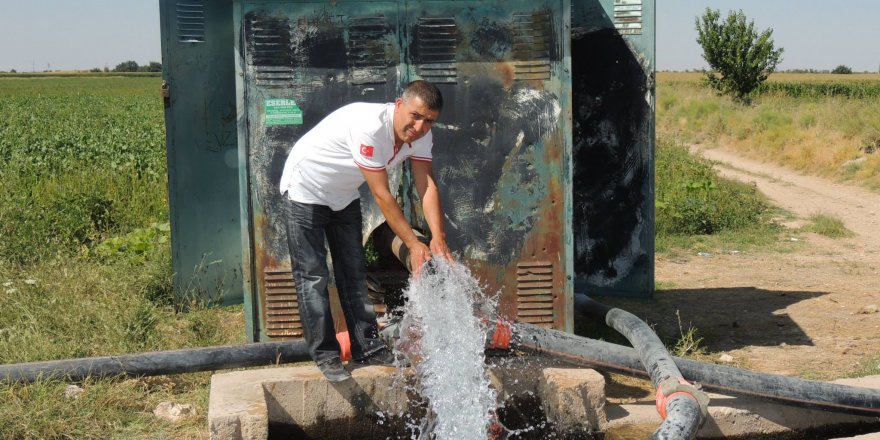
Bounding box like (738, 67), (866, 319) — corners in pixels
(577, 294), (706, 439)
(511, 322), (880, 417)
(0, 341), (311, 383)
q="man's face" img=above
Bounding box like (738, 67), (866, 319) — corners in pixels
(393, 96), (439, 145)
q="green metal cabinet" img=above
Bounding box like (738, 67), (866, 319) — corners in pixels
(159, 0), (655, 342)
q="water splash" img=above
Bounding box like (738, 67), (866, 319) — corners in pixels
(395, 258), (498, 440)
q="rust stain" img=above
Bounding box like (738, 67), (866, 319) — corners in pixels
(497, 62), (515, 89)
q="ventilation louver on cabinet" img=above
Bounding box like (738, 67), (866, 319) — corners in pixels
(516, 261), (555, 327)
(264, 267), (302, 339)
(613, 0), (643, 35)
(348, 17), (389, 85)
(512, 11), (552, 81)
(247, 15), (294, 87)
(415, 17), (458, 84)
(176, 0), (205, 43)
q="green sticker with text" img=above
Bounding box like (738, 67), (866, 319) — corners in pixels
(265, 98), (303, 125)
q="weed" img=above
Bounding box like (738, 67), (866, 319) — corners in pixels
(802, 213), (854, 238)
(670, 311), (707, 358)
(655, 138), (771, 236)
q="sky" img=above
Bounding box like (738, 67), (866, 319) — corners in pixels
(1, 1), (878, 73)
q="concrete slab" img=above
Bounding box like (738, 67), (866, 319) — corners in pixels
(208, 365), (412, 440)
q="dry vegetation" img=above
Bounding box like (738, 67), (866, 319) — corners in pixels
(657, 72), (880, 190)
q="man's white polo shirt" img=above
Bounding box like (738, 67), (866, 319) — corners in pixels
(279, 102), (432, 211)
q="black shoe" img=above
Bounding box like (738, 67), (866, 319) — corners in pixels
(353, 349), (396, 366)
(317, 359), (351, 383)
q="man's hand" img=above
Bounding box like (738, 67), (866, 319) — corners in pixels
(409, 241), (432, 278)
(430, 237), (453, 261)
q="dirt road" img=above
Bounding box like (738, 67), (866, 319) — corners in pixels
(609, 145), (880, 379)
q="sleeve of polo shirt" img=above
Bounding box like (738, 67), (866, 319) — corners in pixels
(350, 129), (386, 172)
(409, 132), (433, 163)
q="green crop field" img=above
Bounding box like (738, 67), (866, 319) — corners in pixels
(0, 76), (165, 174)
(0, 76), (245, 439)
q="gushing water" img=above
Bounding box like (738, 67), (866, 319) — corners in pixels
(395, 258), (498, 440)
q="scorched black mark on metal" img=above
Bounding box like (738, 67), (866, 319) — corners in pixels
(437, 78), (560, 266)
(572, 28), (649, 283)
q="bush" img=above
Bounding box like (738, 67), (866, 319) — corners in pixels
(655, 139), (769, 235)
(832, 65), (853, 74)
(114, 60), (139, 72)
(696, 8), (783, 103)
(141, 61), (162, 73)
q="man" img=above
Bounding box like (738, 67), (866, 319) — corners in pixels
(279, 80), (451, 383)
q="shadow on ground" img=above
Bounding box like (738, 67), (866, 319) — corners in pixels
(576, 288), (826, 352)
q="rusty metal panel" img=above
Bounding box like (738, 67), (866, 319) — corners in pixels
(235, 0), (573, 340)
(235, 1), (401, 341)
(403, 0), (573, 332)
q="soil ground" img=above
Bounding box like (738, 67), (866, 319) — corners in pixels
(606, 145), (880, 380)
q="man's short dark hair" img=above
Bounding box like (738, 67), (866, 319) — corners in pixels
(402, 80), (443, 112)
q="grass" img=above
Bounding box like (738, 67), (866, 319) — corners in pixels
(657, 72), (880, 191)
(849, 355), (880, 378)
(0, 76), (244, 439)
(801, 213), (854, 238)
(2, 374), (213, 440)
(654, 137), (785, 255)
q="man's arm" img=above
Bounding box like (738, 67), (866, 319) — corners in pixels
(410, 160), (452, 260)
(360, 168), (433, 275)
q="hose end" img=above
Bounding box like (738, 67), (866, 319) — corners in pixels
(656, 377), (711, 422)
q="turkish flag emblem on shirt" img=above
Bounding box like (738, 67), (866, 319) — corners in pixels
(359, 144), (374, 158)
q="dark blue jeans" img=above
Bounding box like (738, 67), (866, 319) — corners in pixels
(285, 198), (384, 365)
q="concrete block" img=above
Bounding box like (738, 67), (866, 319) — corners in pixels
(488, 355), (577, 400)
(208, 367), (275, 440)
(208, 365), (412, 440)
(263, 365), (411, 438)
(539, 367), (607, 434)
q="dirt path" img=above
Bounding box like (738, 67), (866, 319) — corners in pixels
(609, 145), (880, 379)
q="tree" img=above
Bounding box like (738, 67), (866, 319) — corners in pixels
(831, 65), (853, 74)
(137, 61), (162, 73)
(695, 8), (783, 103)
(113, 60), (139, 72)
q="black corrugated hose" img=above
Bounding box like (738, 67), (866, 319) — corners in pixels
(0, 341), (312, 383)
(575, 294), (706, 439)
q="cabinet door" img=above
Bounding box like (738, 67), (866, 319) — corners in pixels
(161, 0), (243, 306)
(404, 0), (572, 330)
(239, 0), (401, 340)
